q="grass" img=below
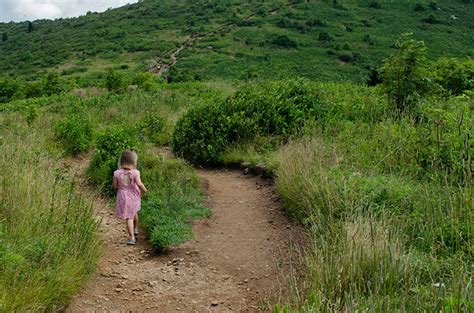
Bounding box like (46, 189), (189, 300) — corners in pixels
(139, 147), (211, 252)
(0, 114), (102, 311)
(0, 0), (472, 84)
(0, 82), (223, 309)
(273, 134), (473, 311)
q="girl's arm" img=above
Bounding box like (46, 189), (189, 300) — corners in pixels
(136, 171), (148, 194)
(112, 176), (118, 190)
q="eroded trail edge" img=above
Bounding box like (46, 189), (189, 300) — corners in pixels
(68, 166), (303, 312)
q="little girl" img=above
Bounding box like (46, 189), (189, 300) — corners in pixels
(112, 150), (147, 245)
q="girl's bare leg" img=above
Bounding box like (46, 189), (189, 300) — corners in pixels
(133, 214), (139, 231)
(126, 218), (135, 240)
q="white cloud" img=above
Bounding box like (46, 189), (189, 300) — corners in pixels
(0, 0), (139, 22)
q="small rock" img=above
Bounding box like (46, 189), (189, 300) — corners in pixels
(211, 300), (219, 306)
(114, 288), (123, 293)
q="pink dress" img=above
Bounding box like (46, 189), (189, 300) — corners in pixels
(114, 168), (141, 219)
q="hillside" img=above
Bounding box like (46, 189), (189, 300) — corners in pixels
(0, 0), (473, 83)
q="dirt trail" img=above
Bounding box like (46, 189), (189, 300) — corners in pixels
(67, 161), (303, 312)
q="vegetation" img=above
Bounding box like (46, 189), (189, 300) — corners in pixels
(0, 0), (473, 311)
(0, 82), (225, 309)
(0, 0), (472, 83)
(172, 37), (473, 310)
(0, 115), (101, 311)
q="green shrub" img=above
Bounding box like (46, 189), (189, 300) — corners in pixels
(318, 31), (333, 42)
(270, 35), (298, 48)
(104, 69), (127, 92)
(380, 33), (431, 116)
(87, 125), (138, 193)
(431, 58), (474, 96)
(133, 72), (158, 91)
(138, 112), (166, 144)
(53, 114), (93, 155)
(172, 79), (320, 165)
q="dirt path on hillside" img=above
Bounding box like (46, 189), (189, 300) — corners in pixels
(66, 158), (304, 312)
(152, 2), (303, 77)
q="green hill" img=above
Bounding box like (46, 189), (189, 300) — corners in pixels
(0, 0), (473, 83)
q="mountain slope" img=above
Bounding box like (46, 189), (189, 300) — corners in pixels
(0, 0), (473, 83)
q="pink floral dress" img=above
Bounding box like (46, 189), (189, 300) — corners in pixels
(114, 168), (141, 219)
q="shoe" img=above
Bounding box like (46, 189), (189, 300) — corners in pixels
(134, 228), (139, 236)
(127, 239), (136, 245)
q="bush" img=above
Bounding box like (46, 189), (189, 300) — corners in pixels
(368, 1), (382, 9)
(53, 114), (93, 155)
(318, 31), (333, 42)
(431, 58), (474, 96)
(104, 69), (127, 92)
(138, 112), (166, 144)
(87, 125), (138, 193)
(270, 35), (298, 48)
(414, 3), (426, 11)
(172, 79), (320, 165)
(380, 33), (431, 116)
(133, 72), (158, 91)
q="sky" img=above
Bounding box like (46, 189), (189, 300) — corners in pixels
(0, 0), (139, 22)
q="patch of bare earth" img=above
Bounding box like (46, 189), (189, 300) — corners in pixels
(67, 162), (304, 312)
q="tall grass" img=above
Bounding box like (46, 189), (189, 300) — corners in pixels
(0, 115), (101, 311)
(274, 133), (473, 311)
(138, 147), (211, 252)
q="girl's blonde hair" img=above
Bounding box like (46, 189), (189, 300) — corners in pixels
(119, 150), (137, 168)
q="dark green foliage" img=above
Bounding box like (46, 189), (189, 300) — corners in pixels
(104, 69), (127, 92)
(368, 1), (382, 9)
(87, 125), (138, 193)
(318, 31), (333, 42)
(133, 72), (158, 91)
(53, 114), (93, 155)
(0, 77), (20, 103)
(306, 18), (327, 27)
(422, 14), (442, 24)
(431, 58), (474, 96)
(429, 2), (439, 10)
(270, 35), (298, 48)
(138, 112), (165, 144)
(380, 34), (431, 116)
(2, 32), (7, 42)
(172, 79), (320, 165)
(414, 3), (426, 11)
(27, 21), (33, 32)
(0, 0), (473, 84)
(42, 72), (72, 96)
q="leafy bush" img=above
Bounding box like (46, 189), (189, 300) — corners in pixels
(53, 114), (93, 155)
(133, 72), (158, 91)
(431, 58), (474, 96)
(414, 3), (426, 11)
(87, 125), (138, 193)
(270, 35), (298, 48)
(172, 79), (320, 165)
(368, 1), (382, 9)
(104, 69), (127, 92)
(380, 33), (431, 116)
(318, 31), (333, 42)
(138, 112), (166, 144)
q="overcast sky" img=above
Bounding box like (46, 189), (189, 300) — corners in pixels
(0, 0), (139, 22)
